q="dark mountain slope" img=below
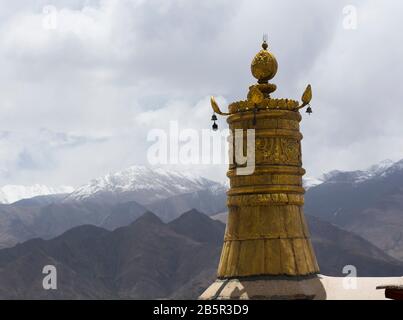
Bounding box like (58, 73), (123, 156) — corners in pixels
(0, 210), (224, 299)
(305, 160), (403, 259)
(147, 188), (227, 222)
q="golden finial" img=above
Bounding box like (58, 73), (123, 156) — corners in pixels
(209, 36), (315, 120)
(251, 35), (278, 83)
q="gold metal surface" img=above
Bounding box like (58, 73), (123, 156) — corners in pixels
(299, 84), (313, 109)
(248, 86), (264, 105)
(212, 40), (319, 278)
(301, 84), (312, 105)
(210, 96), (230, 115)
(251, 41), (278, 83)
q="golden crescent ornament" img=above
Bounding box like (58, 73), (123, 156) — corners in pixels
(210, 96), (230, 115)
(302, 84), (312, 105)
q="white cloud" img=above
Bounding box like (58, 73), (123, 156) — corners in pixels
(0, 0), (402, 186)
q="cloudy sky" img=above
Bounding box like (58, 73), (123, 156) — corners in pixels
(0, 0), (402, 187)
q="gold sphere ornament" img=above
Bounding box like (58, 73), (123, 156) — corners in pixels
(251, 40), (278, 83)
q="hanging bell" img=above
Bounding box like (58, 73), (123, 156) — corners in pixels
(212, 121), (218, 131)
(306, 106), (313, 115)
(211, 113), (218, 121)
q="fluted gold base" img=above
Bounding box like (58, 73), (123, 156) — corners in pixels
(217, 205), (319, 278)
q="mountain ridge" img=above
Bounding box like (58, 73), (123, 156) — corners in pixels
(0, 166), (226, 249)
(64, 165), (224, 205)
(0, 210), (402, 299)
(0, 184), (74, 204)
(305, 158), (403, 260)
(0, 210), (224, 299)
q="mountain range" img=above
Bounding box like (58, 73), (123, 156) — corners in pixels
(0, 166), (226, 249)
(305, 159), (403, 260)
(1, 160), (403, 253)
(0, 210), (224, 299)
(0, 184), (74, 204)
(1, 210), (403, 299)
(64, 166), (222, 205)
(302, 159), (396, 189)
(0, 160), (403, 298)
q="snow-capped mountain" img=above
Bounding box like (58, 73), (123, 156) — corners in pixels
(304, 159), (400, 188)
(322, 159), (397, 184)
(0, 184), (74, 204)
(303, 176), (324, 190)
(64, 166), (224, 205)
(304, 158), (403, 260)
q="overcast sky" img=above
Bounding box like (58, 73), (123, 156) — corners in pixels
(0, 0), (402, 187)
